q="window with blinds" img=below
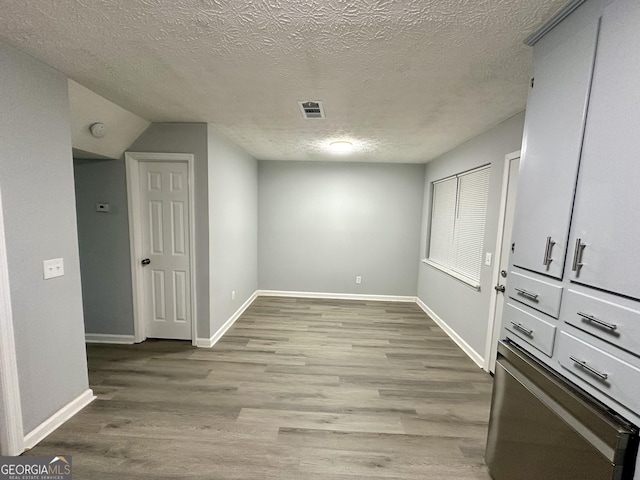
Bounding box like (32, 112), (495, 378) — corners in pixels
(427, 165), (490, 286)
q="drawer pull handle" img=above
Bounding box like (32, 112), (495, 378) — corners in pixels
(571, 238), (586, 272)
(543, 236), (556, 266)
(510, 321), (533, 336)
(515, 288), (539, 301)
(577, 312), (618, 331)
(569, 356), (608, 380)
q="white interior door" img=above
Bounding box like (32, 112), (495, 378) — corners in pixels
(487, 154), (520, 373)
(138, 161), (192, 340)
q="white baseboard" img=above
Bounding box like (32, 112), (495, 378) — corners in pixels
(194, 290), (484, 371)
(197, 290), (259, 348)
(415, 297), (485, 368)
(257, 290), (416, 303)
(23, 389), (95, 450)
(85, 333), (136, 344)
(195, 338), (213, 348)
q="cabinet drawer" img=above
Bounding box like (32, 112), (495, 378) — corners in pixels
(504, 302), (557, 357)
(507, 270), (563, 318)
(557, 332), (640, 416)
(562, 289), (640, 356)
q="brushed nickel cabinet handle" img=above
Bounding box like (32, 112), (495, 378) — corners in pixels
(510, 321), (533, 336)
(571, 238), (586, 272)
(569, 355), (608, 380)
(577, 312), (618, 331)
(515, 288), (539, 301)
(543, 236), (556, 266)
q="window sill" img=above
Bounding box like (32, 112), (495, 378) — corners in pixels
(421, 259), (481, 291)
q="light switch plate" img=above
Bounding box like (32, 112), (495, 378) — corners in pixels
(43, 258), (64, 279)
(96, 203), (110, 213)
(485, 252), (492, 266)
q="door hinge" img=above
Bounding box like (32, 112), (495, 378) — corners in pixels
(531, 77), (535, 88)
(511, 242), (516, 253)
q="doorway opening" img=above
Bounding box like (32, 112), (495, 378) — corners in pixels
(125, 152), (197, 345)
(484, 150), (520, 373)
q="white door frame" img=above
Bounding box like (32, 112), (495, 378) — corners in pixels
(0, 185), (24, 455)
(483, 150), (521, 372)
(125, 152), (198, 346)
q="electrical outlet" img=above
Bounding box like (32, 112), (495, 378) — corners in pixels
(43, 258), (64, 280)
(231, 290), (236, 300)
(355, 276), (362, 284)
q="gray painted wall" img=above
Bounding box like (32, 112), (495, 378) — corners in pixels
(208, 128), (258, 337)
(73, 158), (134, 335)
(417, 113), (525, 358)
(129, 123), (210, 338)
(259, 161), (425, 296)
(0, 41), (89, 432)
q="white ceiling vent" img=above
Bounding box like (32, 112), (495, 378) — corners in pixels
(298, 101), (325, 119)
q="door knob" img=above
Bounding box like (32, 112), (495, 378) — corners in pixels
(141, 258), (151, 266)
(494, 284), (506, 293)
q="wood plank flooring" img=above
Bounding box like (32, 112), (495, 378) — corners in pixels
(25, 297), (494, 479)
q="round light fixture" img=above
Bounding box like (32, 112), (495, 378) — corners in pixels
(329, 141), (354, 154)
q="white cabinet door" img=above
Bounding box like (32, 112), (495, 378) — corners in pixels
(510, 1), (600, 279)
(567, 0), (640, 302)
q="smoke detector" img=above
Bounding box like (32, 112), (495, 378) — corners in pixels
(298, 101), (325, 119)
(89, 122), (106, 138)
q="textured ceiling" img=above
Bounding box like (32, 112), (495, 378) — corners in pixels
(0, 0), (567, 163)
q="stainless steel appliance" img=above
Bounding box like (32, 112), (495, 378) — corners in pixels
(486, 341), (638, 480)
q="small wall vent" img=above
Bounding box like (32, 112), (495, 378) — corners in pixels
(298, 101), (325, 119)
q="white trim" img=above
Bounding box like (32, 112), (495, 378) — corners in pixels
(23, 389), (95, 450)
(421, 259), (481, 290)
(524, 0), (587, 46)
(125, 152), (198, 346)
(196, 290), (259, 348)
(85, 334), (136, 344)
(196, 290), (414, 348)
(195, 337), (216, 348)
(484, 150), (520, 372)
(193, 289), (484, 373)
(0, 186), (24, 456)
(257, 290), (416, 303)
(415, 297), (484, 369)
(125, 153), (143, 342)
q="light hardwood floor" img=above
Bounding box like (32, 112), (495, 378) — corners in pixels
(25, 297), (494, 479)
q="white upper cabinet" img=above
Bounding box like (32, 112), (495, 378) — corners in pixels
(510, 2), (601, 279)
(567, 0), (640, 301)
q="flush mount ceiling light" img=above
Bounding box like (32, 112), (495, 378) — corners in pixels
(329, 141), (354, 154)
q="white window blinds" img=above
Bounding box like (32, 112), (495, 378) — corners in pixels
(429, 177), (457, 267)
(428, 166), (490, 285)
